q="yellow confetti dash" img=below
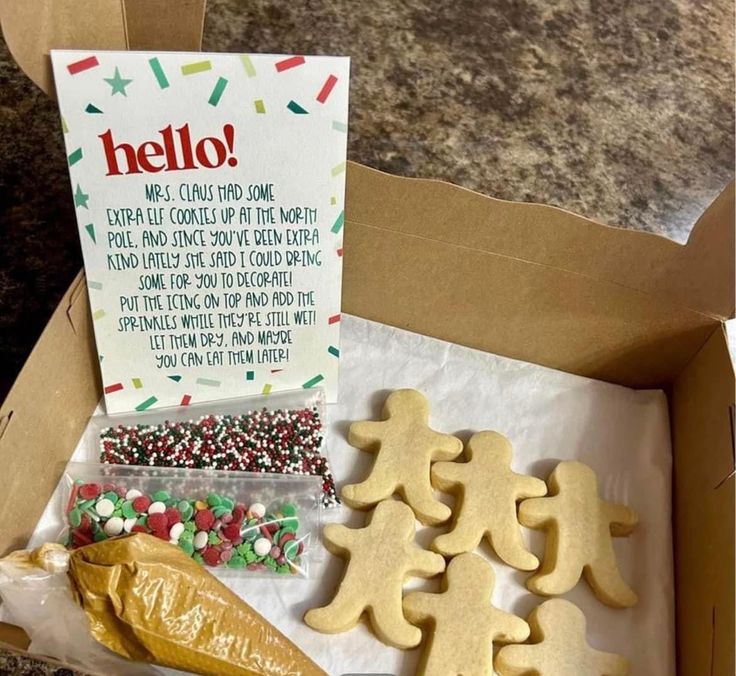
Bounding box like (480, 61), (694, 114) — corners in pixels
(331, 162), (346, 177)
(254, 99), (266, 114)
(62, 117), (69, 134)
(132, 378), (143, 389)
(92, 309), (106, 321)
(262, 383), (273, 395)
(330, 196), (337, 205)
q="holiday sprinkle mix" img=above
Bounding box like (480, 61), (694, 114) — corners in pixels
(65, 481), (305, 573)
(99, 407), (339, 507)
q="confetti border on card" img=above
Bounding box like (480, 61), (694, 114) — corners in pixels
(67, 56), (99, 75)
(275, 55), (305, 72)
(148, 57), (170, 89)
(181, 60), (212, 75)
(316, 75), (338, 103)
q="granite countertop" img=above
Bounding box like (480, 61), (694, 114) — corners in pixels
(0, 0), (733, 671)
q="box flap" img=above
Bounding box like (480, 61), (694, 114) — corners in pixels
(0, 0), (205, 98)
(346, 164), (734, 320)
(671, 325), (735, 676)
(343, 163), (725, 388)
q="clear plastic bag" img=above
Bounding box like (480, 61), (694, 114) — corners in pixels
(60, 462), (322, 578)
(81, 387), (340, 509)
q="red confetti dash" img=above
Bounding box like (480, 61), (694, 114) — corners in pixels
(181, 394), (192, 406)
(328, 313), (341, 325)
(67, 56), (99, 75)
(275, 55), (305, 72)
(316, 74), (338, 103)
(270, 369), (283, 373)
(337, 248), (344, 257)
(104, 383), (124, 394)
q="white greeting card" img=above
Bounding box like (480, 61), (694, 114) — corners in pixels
(51, 51), (349, 413)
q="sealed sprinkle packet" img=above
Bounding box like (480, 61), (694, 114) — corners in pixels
(84, 388), (340, 508)
(60, 462), (322, 577)
(2, 536), (326, 675)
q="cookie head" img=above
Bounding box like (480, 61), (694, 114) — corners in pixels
(371, 499), (417, 538)
(445, 551), (495, 591)
(550, 460), (597, 495)
(467, 431), (513, 464)
(384, 389), (430, 422)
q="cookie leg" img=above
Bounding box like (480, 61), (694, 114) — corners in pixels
(402, 480), (451, 526)
(369, 595), (422, 649)
(341, 472), (396, 509)
(304, 594), (365, 634)
(489, 519), (539, 571)
(527, 560), (582, 597)
(432, 518), (481, 557)
(584, 556), (638, 608)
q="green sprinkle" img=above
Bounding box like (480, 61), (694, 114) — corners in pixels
(112, 508), (123, 518)
(79, 499), (96, 510)
(179, 540), (194, 556)
(283, 540), (299, 559)
(208, 532), (222, 545)
(277, 564), (291, 574)
(193, 552), (204, 565)
(244, 550), (257, 563)
(69, 508), (82, 528)
(221, 497), (235, 510)
(136, 516), (148, 527)
(177, 500), (190, 512)
(213, 506), (230, 518)
(227, 555), (246, 569)
(237, 542), (253, 556)
(207, 493), (222, 507)
(93, 531), (108, 542)
(152, 490), (170, 502)
(281, 503), (297, 517)
(122, 501), (138, 519)
(184, 521), (196, 532)
(179, 530), (194, 543)
(104, 491), (118, 502)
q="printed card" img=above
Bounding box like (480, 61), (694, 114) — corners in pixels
(51, 51), (349, 413)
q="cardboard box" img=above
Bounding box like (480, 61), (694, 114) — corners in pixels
(0, 2), (733, 674)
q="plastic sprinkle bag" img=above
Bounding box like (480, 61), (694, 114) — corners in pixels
(59, 462), (322, 578)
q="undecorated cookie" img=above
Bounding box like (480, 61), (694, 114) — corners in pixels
(403, 553), (530, 676)
(431, 431), (547, 570)
(495, 599), (630, 675)
(519, 460), (638, 608)
(342, 389), (463, 525)
(304, 499), (445, 649)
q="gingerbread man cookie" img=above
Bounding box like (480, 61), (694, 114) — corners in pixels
(304, 500), (445, 649)
(342, 389), (463, 525)
(519, 461), (638, 608)
(403, 553), (530, 676)
(495, 599), (630, 675)
(431, 431), (547, 570)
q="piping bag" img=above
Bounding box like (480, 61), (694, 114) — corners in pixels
(11, 534), (325, 675)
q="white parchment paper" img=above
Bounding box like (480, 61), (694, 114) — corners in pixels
(25, 314), (675, 675)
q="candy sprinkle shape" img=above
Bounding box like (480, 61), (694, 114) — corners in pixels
(431, 431), (547, 570)
(342, 389), (463, 525)
(99, 406), (338, 507)
(304, 500), (445, 649)
(404, 553), (530, 676)
(65, 482), (305, 575)
(495, 599), (630, 676)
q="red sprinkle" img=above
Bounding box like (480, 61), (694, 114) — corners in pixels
(165, 507), (182, 526)
(195, 509), (215, 531)
(78, 483), (102, 500)
(232, 505), (245, 522)
(147, 513), (168, 532)
(152, 529), (169, 540)
(203, 547), (221, 566)
(73, 530), (93, 547)
(131, 525), (148, 533)
(222, 524), (241, 541)
(132, 496), (151, 512)
(103, 482), (116, 492)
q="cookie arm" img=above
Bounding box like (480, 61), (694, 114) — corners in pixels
(431, 460), (468, 490)
(492, 608), (530, 644)
(402, 590), (436, 624)
(431, 431), (463, 461)
(348, 420), (386, 450)
(516, 474), (548, 499)
(518, 496), (556, 528)
(604, 502), (638, 536)
(407, 547), (446, 578)
(322, 523), (355, 554)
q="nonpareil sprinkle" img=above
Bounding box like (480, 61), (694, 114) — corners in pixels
(99, 407), (339, 507)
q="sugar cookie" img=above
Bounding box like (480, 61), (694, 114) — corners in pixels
(403, 553), (530, 676)
(342, 389), (463, 525)
(431, 431), (547, 569)
(519, 461), (638, 607)
(304, 500), (445, 649)
(495, 599), (630, 675)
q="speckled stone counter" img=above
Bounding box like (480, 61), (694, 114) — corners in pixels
(0, 0), (733, 669)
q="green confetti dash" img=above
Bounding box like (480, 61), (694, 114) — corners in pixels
(84, 223), (96, 243)
(246, 370), (255, 381)
(181, 60), (212, 75)
(168, 375), (182, 382)
(208, 77), (228, 106)
(331, 162), (346, 177)
(332, 120), (348, 133)
(196, 377), (221, 387)
(135, 396), (158, 412)
(92, 309), (106, 321)
(62, 117), (69, 133)
(74, 184), (89, 209)
(132, 378), (143, 389)
(68, 148), (83, 166)
(85, 103), (103, 114)
(104, 67), (133, 96)
(328, 346), (340, 357)
(302, 374), (324, 389)
(148, 57), (169, 89)
(254, 99), (266, 114)
(88, 281), (103, 290)
(287, 100), (308, 114)
(240, 54), (256, 77)
(262, 383), (272, 395)
(331, 210), (345, 234)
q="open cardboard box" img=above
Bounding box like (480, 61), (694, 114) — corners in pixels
(0, 1), (734, 674)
